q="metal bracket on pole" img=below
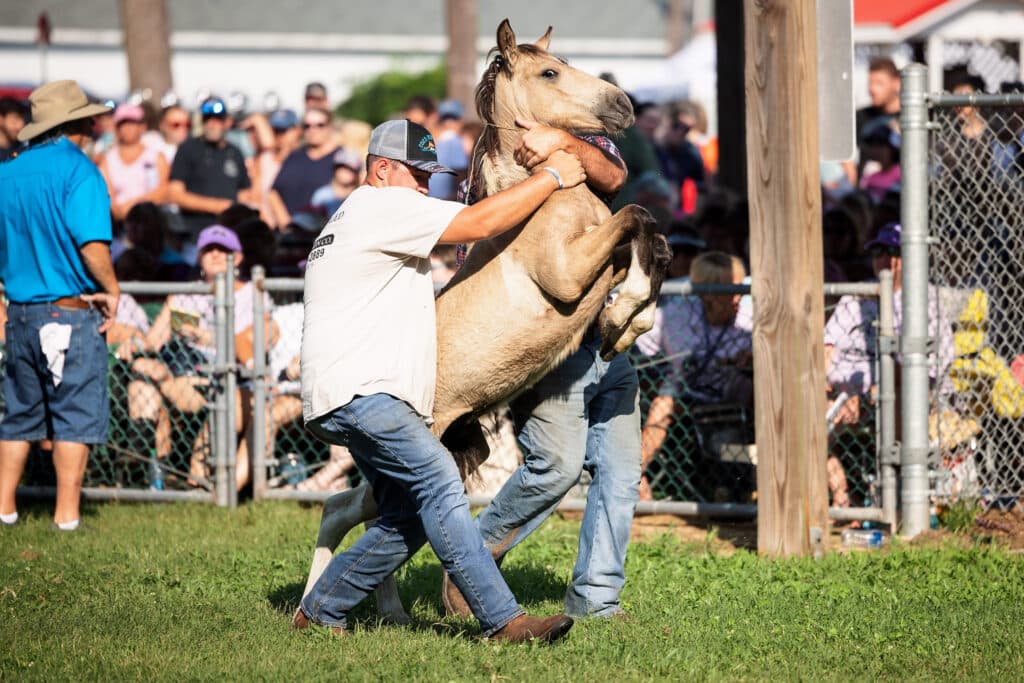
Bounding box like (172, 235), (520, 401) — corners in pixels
(213, 273), (229, 508)
(225, 265), (237, 509)
(877, 336), (899, 355)
(901, 336), (935, 356)
(880, 443), (902, 466)
(251, 266), (268, 501)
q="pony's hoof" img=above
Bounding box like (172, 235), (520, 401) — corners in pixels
(380, 610), (413, 626)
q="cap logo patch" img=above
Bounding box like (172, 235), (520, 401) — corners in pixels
(418, 135), (437, 156)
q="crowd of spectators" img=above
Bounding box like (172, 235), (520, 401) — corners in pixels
(2, 55), (1020, 504)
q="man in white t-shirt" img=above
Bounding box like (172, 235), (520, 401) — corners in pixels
(294, 119), (585, 643)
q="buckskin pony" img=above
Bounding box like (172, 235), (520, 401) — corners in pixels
(298, 19), (670, 624)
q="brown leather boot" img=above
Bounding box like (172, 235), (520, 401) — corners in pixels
(291, 607), (346, 636)
(489, 614), (574, 643)
(441, 570), (474, 618)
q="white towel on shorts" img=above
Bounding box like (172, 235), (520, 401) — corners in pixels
(39, 322), (72, 387)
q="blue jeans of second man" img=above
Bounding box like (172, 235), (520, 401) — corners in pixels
(300, 393), (523, 636)
(475, 338), (642, 617)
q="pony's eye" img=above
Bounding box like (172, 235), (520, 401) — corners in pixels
(541, 69), (558, 80)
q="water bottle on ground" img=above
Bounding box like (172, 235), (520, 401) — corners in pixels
(280, 452), (307, 486)
(148, 450), (164, 491)
(841, 528), (885, 548)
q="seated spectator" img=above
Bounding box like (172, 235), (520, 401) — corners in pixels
(268, 108), (338, 228)
(677, 99), (718, 177)
(145, 103), (191, 164)
(0, 96), (27, 161)
(310, 148), (363, 218)
(120, 225), (277, 491)
(121, 202), (193, 281)
(403, 94), (438, 132)
(639, 251), (751, 499)
(859, 123), (901, 203)
(654, 106), (705, 200)
(634, 102), (663, 146)
(168, 97), (253, 236)
(242, 110), (300, 229)
(428, 99), (470, 200)
(97, 104), (169, 222)
(824, 222), (955, 505)
(952, 75), (987, 141)
(303, 81), (330, 112)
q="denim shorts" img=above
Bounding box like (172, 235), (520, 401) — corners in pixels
(0, 302), (110, 443)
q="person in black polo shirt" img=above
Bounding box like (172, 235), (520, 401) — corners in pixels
(168, 97), (253, 235)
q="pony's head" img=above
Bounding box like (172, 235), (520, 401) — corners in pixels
(477, 20), (634, 137)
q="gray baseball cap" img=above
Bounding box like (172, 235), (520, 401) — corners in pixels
(367, 119), (455, 174)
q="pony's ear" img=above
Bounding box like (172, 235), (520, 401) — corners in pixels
(534, 26), (553, 51)
(497, 19), (518, 66)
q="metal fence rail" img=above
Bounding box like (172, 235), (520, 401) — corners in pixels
(249, 271), (897, 526)
(922, 82), (1024, 511)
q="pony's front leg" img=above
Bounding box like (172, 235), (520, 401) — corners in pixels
(528, 204), (655, 303)
(598, 231), (671, 359)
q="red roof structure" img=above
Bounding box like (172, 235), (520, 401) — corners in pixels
(854, 0), (956, 27)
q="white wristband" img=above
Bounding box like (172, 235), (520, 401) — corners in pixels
(541, 166), (563, 189)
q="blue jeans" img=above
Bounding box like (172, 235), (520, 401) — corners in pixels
(301, 393), (523, 635)
(475, 338), (641, 617)
(0, 302), (109, 443)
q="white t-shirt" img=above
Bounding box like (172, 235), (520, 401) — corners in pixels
(301, 185), (465, 423)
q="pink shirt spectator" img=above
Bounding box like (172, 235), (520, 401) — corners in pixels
(104, 145), (162, 206)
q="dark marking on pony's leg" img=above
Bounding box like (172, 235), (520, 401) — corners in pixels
(441, 416), (491, 481)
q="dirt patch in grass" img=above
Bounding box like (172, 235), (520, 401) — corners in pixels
(973, 507), (1024, 551)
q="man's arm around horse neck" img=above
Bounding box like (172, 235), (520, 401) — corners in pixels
(438, 171), (561, 244)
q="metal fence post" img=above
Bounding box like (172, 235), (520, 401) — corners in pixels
(899, 63), (932, 537)
(225, 264), (237, 509)
(251, 266), (268, 500)
(213, 272), (230, 508)
(877, 269), (898, 529)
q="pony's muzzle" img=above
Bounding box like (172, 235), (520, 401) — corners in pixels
(600, 92), (634, 133)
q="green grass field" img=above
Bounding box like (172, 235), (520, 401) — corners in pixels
(2, 501), (1022, 681)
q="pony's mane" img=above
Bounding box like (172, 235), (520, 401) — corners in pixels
(468, 44), (547, 201)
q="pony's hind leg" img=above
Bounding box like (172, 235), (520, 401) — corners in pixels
(300, 485), (412, 626)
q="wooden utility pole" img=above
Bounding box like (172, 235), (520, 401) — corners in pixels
(744, 0), (829, 557)
(120, 0), (173, 99)
(445, 0), (478, 119)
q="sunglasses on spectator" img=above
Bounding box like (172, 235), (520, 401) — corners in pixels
(303, 121), (328, 130)
(165, 120), (190, 129)
(202, 113), (227, 122)
(870, 245), (900, 258)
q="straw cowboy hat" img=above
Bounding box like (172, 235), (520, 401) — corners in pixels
(17, 80), (111, 142)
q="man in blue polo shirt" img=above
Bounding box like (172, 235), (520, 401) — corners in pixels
(0, 80), (120, 532)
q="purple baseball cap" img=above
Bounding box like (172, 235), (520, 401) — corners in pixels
(197, 224), (242, 253)
(865, 222), (901, 251)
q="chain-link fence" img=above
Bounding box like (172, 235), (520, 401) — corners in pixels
(927, 91), (1024, 508)
(248, 273), (896, 525)
(251, 276), (363, 502)
(631, 279), (895, 522)
(8, 276), (238, 504)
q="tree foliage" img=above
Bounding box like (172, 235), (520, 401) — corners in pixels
(336, 63), (447, 125)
